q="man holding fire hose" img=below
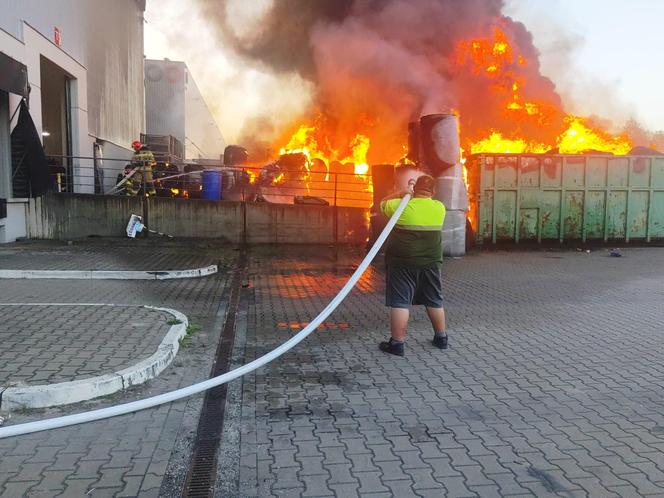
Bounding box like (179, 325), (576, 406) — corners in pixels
(378, 174), (448, 356)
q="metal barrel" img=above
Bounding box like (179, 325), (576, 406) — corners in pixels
(419, 113), (466, 257)
(368, 164), (395, 248)
(223, 145), (248, 166)
(202, 170), (222, 200)
(407, 121), (420, 163)
(370, 164), (396, 208)
(441, 210), (467, 257)
(435, 175), (468, 211)
(419, 114), (460, 176)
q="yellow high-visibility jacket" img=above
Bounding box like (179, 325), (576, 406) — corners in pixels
(381, 197), (446, 267)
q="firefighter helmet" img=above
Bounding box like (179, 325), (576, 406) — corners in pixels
(132, 140), (143, 151)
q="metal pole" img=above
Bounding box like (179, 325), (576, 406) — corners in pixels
(242, 197), (247, 246)
(333, 172), (339, 244)
(142, 164), (149, 238)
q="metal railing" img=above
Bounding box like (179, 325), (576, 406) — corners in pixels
(45, 155), (373, 208)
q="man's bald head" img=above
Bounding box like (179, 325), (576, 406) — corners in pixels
(414, 175), (435, 197)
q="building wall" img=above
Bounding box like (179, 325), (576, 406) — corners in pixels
(144, 59), (186, 147)
(0, 91), (27, 243)
(0, 0), (145, 241)
(0, 92), (11, 201)
(0, 0), (145, 148)
(184, 72), (225, 160)
(145, 59), (225, 161)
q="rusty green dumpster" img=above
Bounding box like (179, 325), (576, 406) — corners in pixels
(468, 154), (664, 243)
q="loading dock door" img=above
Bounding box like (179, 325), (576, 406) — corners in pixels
(40, 56), (73, 191)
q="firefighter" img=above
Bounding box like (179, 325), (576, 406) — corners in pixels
(115, 164), (133, 195)
(126, 140), (157, 196)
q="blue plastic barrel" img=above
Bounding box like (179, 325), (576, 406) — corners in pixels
(201, 171), (222, 200)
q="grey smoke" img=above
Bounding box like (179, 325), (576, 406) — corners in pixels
(196, 0), (354, 77)
(196, 0), (567, 161)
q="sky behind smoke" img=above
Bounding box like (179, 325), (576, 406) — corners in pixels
(144, 0), (664, 144)
(504, 0), (664, 134)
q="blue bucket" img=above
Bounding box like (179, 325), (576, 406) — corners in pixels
(201, 171), (222, 200)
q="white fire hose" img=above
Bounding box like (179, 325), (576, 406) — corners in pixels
(0, 194), (411, 439)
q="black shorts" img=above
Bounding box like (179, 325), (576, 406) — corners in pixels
(385, 265), (444, 309)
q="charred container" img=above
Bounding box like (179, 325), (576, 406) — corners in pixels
(368, 164), (396, 248)
(223, 145), (248, 166)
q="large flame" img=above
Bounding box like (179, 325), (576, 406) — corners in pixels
(276, 23), (633, 183)
(557, 117), (632, 155)
(279, 123), (371, 176)
(264, 19), (636, 212)
(265, 122), (373, 207)
(471, 133), (548, 155)
(456, 27), (632, 155)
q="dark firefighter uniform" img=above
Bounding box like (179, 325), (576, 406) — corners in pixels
(126, 148), (157, 196)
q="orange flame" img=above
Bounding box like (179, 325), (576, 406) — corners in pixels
(279, 124), (371, 177)
(557, 117), (632, 155)
(456, 26), (633, 155)
(471, 133), (548, 154)
(470, 118), (632, 155)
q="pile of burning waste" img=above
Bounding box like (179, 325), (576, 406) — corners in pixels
(196, 0), (663, 216)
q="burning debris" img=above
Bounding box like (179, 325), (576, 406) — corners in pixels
(239, 147), (372, 208)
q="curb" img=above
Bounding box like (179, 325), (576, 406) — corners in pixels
(0, 265), (217, 280)
(0, 304), (188, 411)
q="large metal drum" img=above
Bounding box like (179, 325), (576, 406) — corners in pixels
(418, 113), (467, 257)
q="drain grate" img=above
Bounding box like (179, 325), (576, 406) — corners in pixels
(182, 250), (247, 497)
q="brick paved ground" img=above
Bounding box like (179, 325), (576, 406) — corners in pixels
(0, 242), (237, 497)
(0, 305), (171, 386)
(219, 246), (664, 498)
(0, 239), (222, 271)
(3, 243), (664, 497)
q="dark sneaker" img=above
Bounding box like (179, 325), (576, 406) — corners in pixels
(432, 333), (448, 349)
(379, 338), (404, 356)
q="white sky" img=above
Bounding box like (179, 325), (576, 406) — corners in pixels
(505, 0), (664, 132)
(145, 0), (664, 139)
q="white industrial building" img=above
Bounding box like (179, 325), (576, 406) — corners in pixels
(0, 0), (146, 242)
(145, 59), (226, 161)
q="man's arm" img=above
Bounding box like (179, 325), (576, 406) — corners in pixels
(380, 188), (411, 203)
(381, 178), (415, 202)
(380, 182), (414, 217)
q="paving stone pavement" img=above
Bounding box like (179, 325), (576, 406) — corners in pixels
(0, 239), (223, 271)
(0, 305), (171, 386)
(3, 243), (664, 497)
(218, 246), (664, 498)
(0, 242), (237, 497)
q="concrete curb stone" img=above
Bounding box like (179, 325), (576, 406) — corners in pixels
(0, 304), (188, 411)
(0, 265), (217, 280)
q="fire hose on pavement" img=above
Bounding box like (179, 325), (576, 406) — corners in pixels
(0, 194), (412, 439)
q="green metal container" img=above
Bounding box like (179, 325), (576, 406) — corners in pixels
(468, 154), (664, 244)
